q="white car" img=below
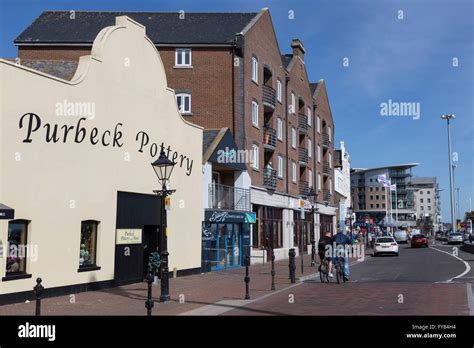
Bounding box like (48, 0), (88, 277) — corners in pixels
(394, 230), (408, 243)
(373, 236), (399, 256)
(447, 233), (463, 244)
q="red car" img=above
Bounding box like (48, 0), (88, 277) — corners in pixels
(411, 234), (429, 248)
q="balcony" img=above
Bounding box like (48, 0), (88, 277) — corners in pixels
(322, 132), (330, 149)
(323, 189), (332, 202)
(299, 180), (310, 197)
(263, 127), (276, 152)
(262, 85), (276, 111)
(263, 168), (277, 191)
(299, 147), (308, 167)
(322, 161), (330, 176)
(298, 114), (308, 135)
(209, 183), (251, 212)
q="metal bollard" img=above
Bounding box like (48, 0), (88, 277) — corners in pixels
(311, 238), (316, 267)
(33, 277), (44, 316)
(145, 267), (154, 316)
(244, 255), (250, 300)
(289, 248), (296, 284)
(270, 250), (275, 291)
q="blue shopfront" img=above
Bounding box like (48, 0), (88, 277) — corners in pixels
(202, 210), (255, 272)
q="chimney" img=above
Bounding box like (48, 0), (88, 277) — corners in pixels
(291, 38), (305, 60)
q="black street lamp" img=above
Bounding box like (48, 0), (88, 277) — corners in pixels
(307, 188), (318, 267)
(347, 206), (354, 241)
(151, 150), (176, 303)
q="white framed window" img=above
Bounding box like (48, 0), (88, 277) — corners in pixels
(317, 115), (321, 133)
(291, 127), (296, 148)
(292, 161), (297, 183)
(277, 117), (283, 140)
(277, 155), (283, 178)
(291, 92), (296, 114)
(252, 101), (259, 127)
(330, 178), (333, 194)
(307, 107), (312, 127)
(317, 145), (321, 162)
(251, 56), (258, 83)
(329, 153), (332, 168)
(252, 144), (259, 170)
(277, 79), (282, 102)
(308, 139), (312, 158)
(317, 173), (322, 190)
(176, 93), (191, 114)
(308, 169), (313, 188)
(328, 126), (332, 142)
(175, 48), (192, 67)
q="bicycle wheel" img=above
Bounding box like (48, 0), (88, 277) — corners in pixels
(336, 262), (341, 284)
(319, 260), (326, 283)
(319, 267), (325, 283)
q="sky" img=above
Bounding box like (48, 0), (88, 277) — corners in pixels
(0, 0), (473, 221)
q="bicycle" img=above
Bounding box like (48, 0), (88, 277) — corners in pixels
(319, 257), (331, 283)
(334, 256), (347, 284)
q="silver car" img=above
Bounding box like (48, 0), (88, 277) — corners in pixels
(447, 233), (463, 244)
(394, 230), (408, 243)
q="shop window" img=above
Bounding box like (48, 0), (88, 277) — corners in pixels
(175, 48), (192, 67)
(176, 93), (191, 114)
(79, 220), (99, 270)
(5, 220), (29, 276)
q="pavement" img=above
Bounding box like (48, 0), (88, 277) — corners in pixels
(0, 238), (473, 316)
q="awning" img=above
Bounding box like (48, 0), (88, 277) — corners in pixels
(0, 203), (14, 220)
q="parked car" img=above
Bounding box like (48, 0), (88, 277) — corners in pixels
(435, 232), (445, 241)
(373, 237), (399, 256)
(447, 232), (464, 244)
(411, 234), (429, 248)
(394, 230), (408, 243)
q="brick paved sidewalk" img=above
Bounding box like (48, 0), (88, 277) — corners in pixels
(0, 253), (343, 315)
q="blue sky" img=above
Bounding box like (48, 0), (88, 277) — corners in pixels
(1, 0), (473, 221)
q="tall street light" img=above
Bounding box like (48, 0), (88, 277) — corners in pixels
(152, 150), (176, 302)
(441, 114), (456, 233)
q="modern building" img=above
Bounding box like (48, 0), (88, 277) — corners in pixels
(13, 9), (338, 262)
(334, 141), (351, 232)
(0, 16), (203, 303)
(350, 164), (418, 231)
(409, 177), (441, 234)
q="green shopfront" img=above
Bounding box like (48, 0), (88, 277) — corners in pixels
(202, 210), (255, 272)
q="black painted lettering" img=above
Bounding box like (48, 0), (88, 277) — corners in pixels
(102, 130), (111, 146)
(75, 117), (87, 143)
(19, 113), (41, 143)
(90, 127), (99, 145)
(61, 124), (74, 143)
(43, 123), (60, 143)
(136, 131), (149, 152)
(112, 123), (123, 147)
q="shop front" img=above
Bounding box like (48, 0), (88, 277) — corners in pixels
(0, 16), (203, 303)
(201, 210), (254, 272)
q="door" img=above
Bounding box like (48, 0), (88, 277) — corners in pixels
(211, 223), (242, 270)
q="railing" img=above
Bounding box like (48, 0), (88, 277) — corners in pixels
(323, 161), (330, 176)
(262, 85), (276, 110)
(323, 189), (332, 202)
(209, 183), (251, 212)
(299, 180), (310, 196)
(263, 168), (277, 190)
(322, 133), (330, 148)
(298, 114), (308, 135)
(263, 127), (276, 151)
(298, 147), (308, 166)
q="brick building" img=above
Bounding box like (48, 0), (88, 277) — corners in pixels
(14, 8), (337, 262)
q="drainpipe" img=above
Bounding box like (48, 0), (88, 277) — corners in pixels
(285, 75), (290, 195)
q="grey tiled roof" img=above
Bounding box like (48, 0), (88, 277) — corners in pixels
(281, 54), (292, 68)
(15, 11), (258, 45)
(203, 129), (220, 155)
(310, 82), (319, 94)
(20, 59), (78, 80)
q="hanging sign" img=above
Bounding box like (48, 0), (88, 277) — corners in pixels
(165, 196), (171, 210)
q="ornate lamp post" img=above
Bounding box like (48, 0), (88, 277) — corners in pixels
(347, 206), (354, 241)
(307, 188), (318, 266)
(151, 150), (176, 302)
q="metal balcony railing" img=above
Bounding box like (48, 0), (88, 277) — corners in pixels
(299, 147), (308, 167)
(262, 85), (276, 110)
(263, 168), (277, 190)
(298, 114), (308, 135)
(323, 161), (330, 176)
(323, 189), (332, 202)
(322, 132), (330, 148)
(299, 180), (310, 196)
(263, 127), (276, 151)
(209, 183), (251, 212)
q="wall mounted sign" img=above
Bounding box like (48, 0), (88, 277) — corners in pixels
(116, 229), (142, 245)
(204, 210), (256, 224)
(0, 203), (14, 220)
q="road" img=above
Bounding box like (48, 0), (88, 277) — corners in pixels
(224, 238), (474, 315)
